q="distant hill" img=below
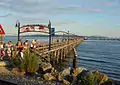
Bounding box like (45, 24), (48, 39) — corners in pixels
(84, 36), (120, 41)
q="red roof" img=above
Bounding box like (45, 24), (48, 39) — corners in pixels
(0, 24), (5, 35)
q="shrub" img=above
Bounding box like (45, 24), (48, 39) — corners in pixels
(11, 47), (21, 67)
(20, 48), (39, 74)
(77, 71), (108, 85)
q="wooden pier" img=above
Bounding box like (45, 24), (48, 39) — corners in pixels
(34, 38), (84, 65)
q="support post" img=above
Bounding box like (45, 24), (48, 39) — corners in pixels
(68, 31), (70, 54)
(68, 31), (69, 44)
(73, 48), (78, 69)
(48, 20), (54, 66)
(62, 33), (64, 42)
(48, 20), (51, 51)
(15, 20), (20, 41)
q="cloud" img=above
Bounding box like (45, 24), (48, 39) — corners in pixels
(0, 0), (103, 16)
(0, 13), (12, 17)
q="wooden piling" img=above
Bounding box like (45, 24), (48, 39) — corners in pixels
(73, 48), (78, 69)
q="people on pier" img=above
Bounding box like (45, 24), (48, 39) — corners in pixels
(0, 39), (39, 61)
(23, 40), (29, 50)
(17, 39), (24, 59)
(0, 45), (5, 60)
(30, 39), (37, 49)
(6, 41), (12, 59)
(0, 41), (4, 49)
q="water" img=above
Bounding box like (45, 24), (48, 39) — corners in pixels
(4, 36), (49, 43)
(77, 40), (120, 81)
(3, 36), (120, 81)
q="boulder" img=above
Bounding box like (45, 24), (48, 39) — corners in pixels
(11, 68), (25, 76)
(94, 71), (109, 85)
(61, 67), (71, 76)
(63, 79), (70, 85)
(43, 73), (56, 81)
(64, 75), (75, 84)
(0, 67), (10, 73)
(40, 62), (52, 72)
(58, 67), (71, 81)
(51, 67), (57, 75)
(58, 72), (63, 81)
(72, 67), (86, 77)
(101, 79), (115, 85)
(79, 70), (91, 77)
(0, 61), (11, 67)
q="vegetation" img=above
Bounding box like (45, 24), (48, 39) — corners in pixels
(77, 71), (108, 85)
(12, 46), (21, 67)
(12, 48), (40, 74)
(20, 48), (39, 74)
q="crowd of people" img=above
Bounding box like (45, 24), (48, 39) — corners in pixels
(0, 39), (37, 61)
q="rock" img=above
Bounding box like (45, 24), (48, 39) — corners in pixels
(94, 71), (109, 85)
(0, 61), (11, 67)
(63, 79), (70, 85)
(40, 62), (52, 72)
(11, 68), (25, 76)
(43, 73), (56, 81)
(51, 67), (57, 75)
(101, 79), (115, 85)
(64, 75), (74, 84)
(61, 67), (71, 76)
(58, 73), (63, 81)
(72, 67), (86, 77)
(0, 67), (10, 73)
(58, 67), (71, 81)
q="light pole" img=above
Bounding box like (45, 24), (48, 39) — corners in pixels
(48, 20), (51, 51)
(15, 20), (20, 41)
(48, 20), (54, 66)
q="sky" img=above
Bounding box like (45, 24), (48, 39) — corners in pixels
(0, 0), (120, 37)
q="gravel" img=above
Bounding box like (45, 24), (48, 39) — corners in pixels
(0, 73), (62, 85)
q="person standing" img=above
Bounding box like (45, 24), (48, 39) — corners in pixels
(6, 41), (12, 60)
(0, 45), (5, 60)
(30, 39), (37, 49)
(24, 40), (29, 50)
(17, 39), (24, 59)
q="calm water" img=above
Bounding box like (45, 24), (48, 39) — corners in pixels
(4, 36), (120, 81)
(77, 40), (120, 81)
(4, 36), (49, 43)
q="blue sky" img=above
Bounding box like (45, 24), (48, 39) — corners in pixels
(0, 0), (120, 37)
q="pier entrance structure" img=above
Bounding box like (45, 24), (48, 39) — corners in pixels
(15, 20), (53, 51)
(15, 20), (84, 67)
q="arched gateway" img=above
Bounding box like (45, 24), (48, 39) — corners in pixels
(15, 20), (52, 50)
(15, 21), (52, 41)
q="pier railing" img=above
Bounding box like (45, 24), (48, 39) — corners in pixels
(34, 38), (84, 62)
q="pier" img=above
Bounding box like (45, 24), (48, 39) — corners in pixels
(34, 38), (83, 66)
